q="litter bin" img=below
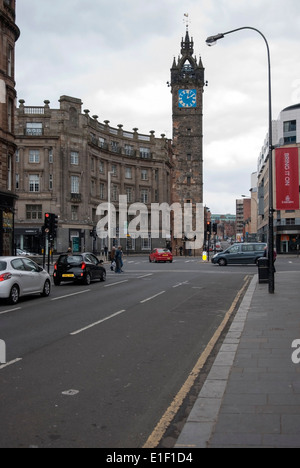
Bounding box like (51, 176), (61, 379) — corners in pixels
(258, 257), (269, 284)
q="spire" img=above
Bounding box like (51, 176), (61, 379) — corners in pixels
(181, 28), (194, 56)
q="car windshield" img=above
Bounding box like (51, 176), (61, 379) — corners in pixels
(59, 255), (83, 265)
(157, 249), (170, 253)
(0, 261), (7, 271)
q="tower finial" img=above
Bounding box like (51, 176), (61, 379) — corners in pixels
(183, 13), (190, 31)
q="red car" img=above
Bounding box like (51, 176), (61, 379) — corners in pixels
(149, 248), (173, 263)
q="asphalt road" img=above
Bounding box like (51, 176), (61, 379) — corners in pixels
(0, 256), (296, 448)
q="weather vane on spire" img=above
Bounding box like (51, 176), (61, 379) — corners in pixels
(183, 13), (190, 30)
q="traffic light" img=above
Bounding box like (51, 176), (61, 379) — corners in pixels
(213, 223), (218, 235)
(207, 221), (212, 234)
(44, 213), (51, 232)
(44, 213), (58, 237)
(52, 214), (59, 238)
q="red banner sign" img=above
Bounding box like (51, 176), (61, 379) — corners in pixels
(275, 147), (299, 210)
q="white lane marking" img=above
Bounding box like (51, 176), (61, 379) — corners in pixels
(104, 280), (128, 288)
(173, 281), (189, 288)
(0, 307), (21, 316)
(140, 291), (166, 304)
(0, 358), (22, 370)
(51, 289), (91, 301)
(138, 274), (153, 279)
(70, 310), (126, 336)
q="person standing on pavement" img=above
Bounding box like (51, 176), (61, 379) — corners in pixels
(115, 245), (123, 273)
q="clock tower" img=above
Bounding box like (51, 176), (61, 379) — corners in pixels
(170, 28), (205, 251)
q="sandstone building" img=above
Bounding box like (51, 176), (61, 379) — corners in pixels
(14, 96), (173, 253)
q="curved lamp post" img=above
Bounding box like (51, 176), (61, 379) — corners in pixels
(206, 27), (275, 293)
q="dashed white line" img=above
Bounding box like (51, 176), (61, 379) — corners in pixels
(0, 307), (21, 316)
(0, 358), (22, 371)
(138, 274), (153, 279)
(140, 291), (166, 304)
(51, 290), (91, 301)
(104, 280), (128, 288)
(70, 310), (126, 335)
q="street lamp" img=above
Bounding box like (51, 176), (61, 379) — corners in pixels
(206, 27), (275, 293)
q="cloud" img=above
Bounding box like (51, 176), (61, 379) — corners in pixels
(15, 0), (300, 213)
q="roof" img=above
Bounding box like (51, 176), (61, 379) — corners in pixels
(282, 103), (300, 112)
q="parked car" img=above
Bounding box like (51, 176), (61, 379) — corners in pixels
(212, 243), (267, 266)
(149, 248), (173, 263)
(0, 257), (51, 305)
(53, 253), (106, 286)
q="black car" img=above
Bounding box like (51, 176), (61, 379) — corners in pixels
(53, 253), (106, 286)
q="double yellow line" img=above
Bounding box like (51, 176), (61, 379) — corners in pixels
(143, 275), (251, 448)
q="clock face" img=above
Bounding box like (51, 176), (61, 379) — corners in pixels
(178, 89), (197, 108)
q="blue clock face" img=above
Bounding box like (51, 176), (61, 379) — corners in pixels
(178, 89), (197, 108)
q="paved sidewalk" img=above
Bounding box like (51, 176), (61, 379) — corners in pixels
(176, 270), (300, 448)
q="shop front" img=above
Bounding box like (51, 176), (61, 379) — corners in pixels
(276, 226), (300, 254)
(0, 191), (17, 256)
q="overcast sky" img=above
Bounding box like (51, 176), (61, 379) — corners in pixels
(15, 0), (300, 214)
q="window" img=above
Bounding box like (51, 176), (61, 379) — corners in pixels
(112, 185), (118, 202)
(71, 176), (80, 194)
(49, 149), (53, 164)
(283, 120), (296, 143)
(100, 183), (105, 199)
(111, 141), (119, 153)
(99, 161), (104, 173)
(111, 164), (117, 176)
(140, 147), (151, 159)
(286, 218), (296, 225)
(71, 206), (79, 221)
(25, 123), (43, 136)
(29, 150), (40, 164)
(26, 205), (42, 220)
(142, 234), (152, 250)
(7, 46), (13, 77)
(141, 169), (148, 181)
(70, 151), (79, 165)
(7, 155), (12, 191)
(126, 187), (133, 203)
(29, 175), (40, 192)
(49, 174), (53, 190)
(16, 174), (19, 190)
(141, 189), (149, 204)
(125, 167), (132, 179)
(125, 144), (134, 156)
(8, 98), (13, 133)
(91, 180), (96, 196)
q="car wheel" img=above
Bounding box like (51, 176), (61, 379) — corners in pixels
(100, 271), (106, 282)
(8, 285), (19, 305)
(85, 273), (91, 285)
(41, 279), (51, 297)
(218, 258), (227, 267)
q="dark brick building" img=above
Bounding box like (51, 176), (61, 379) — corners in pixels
(0, 0), (20, 255)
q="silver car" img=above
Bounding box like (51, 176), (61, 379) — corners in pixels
(0, 257), (51, 305)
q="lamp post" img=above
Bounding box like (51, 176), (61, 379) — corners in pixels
(206, 27), (275, 293)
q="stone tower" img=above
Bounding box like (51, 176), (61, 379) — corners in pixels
(170, 28), (205, 250)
